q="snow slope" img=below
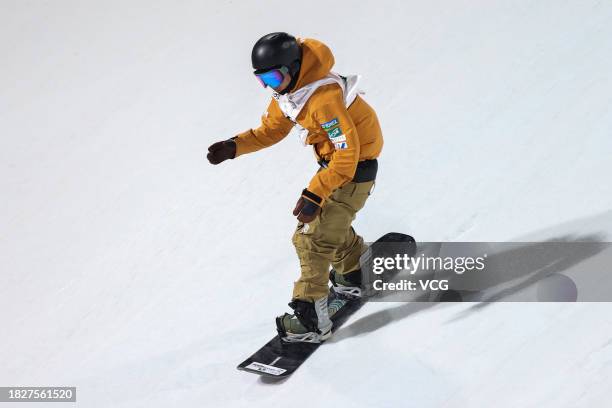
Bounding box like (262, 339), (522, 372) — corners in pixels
(1, 0), (612, 407)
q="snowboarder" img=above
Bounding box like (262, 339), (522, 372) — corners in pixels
(207, 32), (383, 343)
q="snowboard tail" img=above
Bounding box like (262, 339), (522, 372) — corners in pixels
(237, 232), (416, 378)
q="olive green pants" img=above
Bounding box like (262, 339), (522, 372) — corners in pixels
(292, 180), (375, 301)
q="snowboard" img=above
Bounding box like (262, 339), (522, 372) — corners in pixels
(237, 232), (416, 378)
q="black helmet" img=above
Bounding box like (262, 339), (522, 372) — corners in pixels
(251, 32), (302, 76)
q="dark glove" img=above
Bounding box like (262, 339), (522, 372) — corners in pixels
(293, 189), (323, 223)
(207, 139), (236, 165)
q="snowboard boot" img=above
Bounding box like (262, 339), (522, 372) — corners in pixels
(330, 269), (363, 298)
(276, 297), (333, 343)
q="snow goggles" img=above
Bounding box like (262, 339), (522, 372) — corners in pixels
(254, 66), (289, 88)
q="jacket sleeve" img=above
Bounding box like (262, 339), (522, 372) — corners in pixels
(307, 85), (361, 200)
(233, 98), (294, 157)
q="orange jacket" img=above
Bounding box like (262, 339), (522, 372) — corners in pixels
(234, 38), (383, 201)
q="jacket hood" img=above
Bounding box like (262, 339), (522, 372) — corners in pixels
(293, 38), (335, 91)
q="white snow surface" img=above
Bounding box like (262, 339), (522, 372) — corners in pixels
(2, 1), (612, 407)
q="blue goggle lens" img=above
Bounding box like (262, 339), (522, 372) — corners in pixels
(254, 67), (286, 88)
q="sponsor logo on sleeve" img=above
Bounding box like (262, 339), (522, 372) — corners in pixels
(321, 118), (349, 149)
(321, 118), (339, 130)
(327, 127), (343, 139)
